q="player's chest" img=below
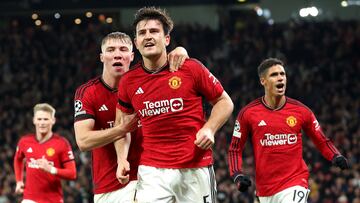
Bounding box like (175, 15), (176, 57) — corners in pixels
(94, 92), (117, 127)
(249, 110), (304, 148)
(130, 73), (195, 108)
(23, 142), (59, 161)
(249, 110), (304, 135)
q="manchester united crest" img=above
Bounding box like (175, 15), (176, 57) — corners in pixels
(286, 116), (297, 127)
(46, 148), (55, 157)
(168, 76), (182, 89)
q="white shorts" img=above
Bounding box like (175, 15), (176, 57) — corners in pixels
(94, 180), (137, 203)
(258, 185), (310, 203)
(22, 200), (37, 203)
(135, 165), (216, 203)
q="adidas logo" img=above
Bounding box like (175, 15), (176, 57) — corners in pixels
(98, 104), (108, 111)
(258, 120), (267, 126)
(135, 87), (144, 95)
(27, 147), (33, 153)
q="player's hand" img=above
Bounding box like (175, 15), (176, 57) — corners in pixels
(15, 181), (24, 194)
(116, 159), (130, 184)
(168, 46), (189, 72)
(117, 113), (139, 133)
(36, 156), (52, 173)
(194, 127), (214, 150)
(234, 174), (252, 192)
(332, 155), (349, 170)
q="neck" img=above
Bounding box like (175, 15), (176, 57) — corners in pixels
(142, 52), (168, 72)
(263, 94), (286, 110)
(36, 132), (53, 143)
(102, 70), (120, 89)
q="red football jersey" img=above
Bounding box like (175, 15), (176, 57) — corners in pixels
(14, 134), (74, 203)
(74, 77), (141, 194)
(117, 59), (224, 168)
(228, 97), (341, 196)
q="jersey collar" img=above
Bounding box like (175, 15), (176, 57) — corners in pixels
(99, 77), (117, 93)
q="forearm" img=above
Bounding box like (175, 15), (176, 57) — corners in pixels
(14, 155), (24, 182)
(205, 92), (234, 133)
(114, 133), (131, 162)
(75, 124), (126, 151)
(52, 161), (77, 180)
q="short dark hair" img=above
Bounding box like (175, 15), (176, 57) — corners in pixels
(133, 7), (174, 36)
(257, 58), (284, 77)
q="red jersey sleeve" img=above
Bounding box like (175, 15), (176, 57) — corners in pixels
(228, 108), (250, 177)
(14, 139), (25, 182)
(189, 59), (224, 101)
(55, 137), (76, 180)
(60, 138), (75, 164)
(302, 108), (340, 161)
(74, 83), (96, 121)
(117, 76), (134, 113)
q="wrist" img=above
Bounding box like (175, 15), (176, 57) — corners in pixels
(50, 166), (57, 175)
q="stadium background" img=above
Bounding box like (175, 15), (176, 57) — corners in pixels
(0, 0), (359, 202)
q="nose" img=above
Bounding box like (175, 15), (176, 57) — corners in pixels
(144, 31), (152, 40)
(114, 49), (123, 59)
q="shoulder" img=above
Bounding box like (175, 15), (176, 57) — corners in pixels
(238, 98), (262, 119)
(183, 58), (206, 69)
(18, 134), (34, 144)
(75, 76), (101, 99)
(52, 134), (72, 146)
(123, 63), (143, 78)
(286, 97), (311, 112)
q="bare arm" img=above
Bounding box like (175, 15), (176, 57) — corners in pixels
(74, 115), (137, 151)
(195, 91), (234, 149)
(114, 108), (135, 184)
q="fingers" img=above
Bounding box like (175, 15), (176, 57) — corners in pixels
(194, 134), (214, 150)
(117, 168), (130, 184)
(169, 55), (180, 72)
(117, 174), (130, 184)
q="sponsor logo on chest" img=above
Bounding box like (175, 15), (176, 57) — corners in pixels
(260, 133), (297, 146)
(139, 98), (183, 117)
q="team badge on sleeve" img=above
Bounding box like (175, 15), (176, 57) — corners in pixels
(286, 116), (297, 127)
(168, 76), (182, 89)
(74, 100), (83, 112)
(233, 120), (241, 138)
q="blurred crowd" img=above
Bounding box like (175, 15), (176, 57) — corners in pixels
(0, 13), (359, 203)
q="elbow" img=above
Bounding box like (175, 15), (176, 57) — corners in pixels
(71, 172), (77, 180)
(76, 140), (90, 152)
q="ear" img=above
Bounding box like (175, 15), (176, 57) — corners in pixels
(100, 53), (104, 63)
(130, 52), (134, 62)
(33, 117), (36, 125)
(260, 77), (266, 86)
(52, 117), (56, 125)
(134, 38), (139, 50)
(165, 35), (170, 46)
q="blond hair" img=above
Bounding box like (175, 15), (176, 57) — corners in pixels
(33, 103), (56, 118)
(101, 32), (133, 52)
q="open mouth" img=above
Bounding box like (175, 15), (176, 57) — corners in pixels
(276, 84), (284, 89)
(113, 62), (123, 67)
(144, 42), (155, 47)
